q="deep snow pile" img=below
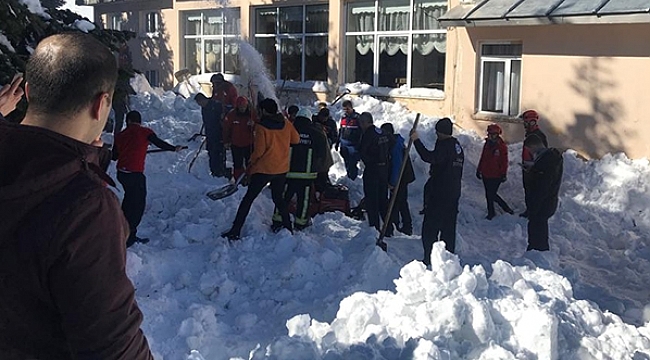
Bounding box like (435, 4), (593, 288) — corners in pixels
(115, 84), (650, 360)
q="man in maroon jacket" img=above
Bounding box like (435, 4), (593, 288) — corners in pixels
(0, 34), (153, 360)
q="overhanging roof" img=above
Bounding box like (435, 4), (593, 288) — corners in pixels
(439, 0), (650, 27)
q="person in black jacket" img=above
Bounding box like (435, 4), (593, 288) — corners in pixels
(195, 93), (226, 177)
(314, 107), (338, 148)
(522, 134), (563, 251)
(272, 107), (328, 230)
(520, 109), (548, 218)
(381, 123), (415, 235)
(411, 117), (464, 262)
(359, 112), (394, 236)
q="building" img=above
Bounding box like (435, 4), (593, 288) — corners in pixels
(79, 0), (650, 159)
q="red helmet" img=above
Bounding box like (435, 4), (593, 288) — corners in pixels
(487, 123), (502, 135)
(520, 109), (539, 123)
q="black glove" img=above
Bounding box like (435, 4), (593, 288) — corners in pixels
(501, 176), (507, 183)
(475, 171), (482, 180)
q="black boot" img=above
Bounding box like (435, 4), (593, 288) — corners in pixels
(221, 229), (240, 241)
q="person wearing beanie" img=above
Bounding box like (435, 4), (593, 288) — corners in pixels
(411, 117), (464, 262)
(381, 122), (415, 235)
(358, 112), (394, 237)
(221, 98), (300, 240)
(272, 107), (329, 230)
(223, 96), (258, 181)
(519, 109), (548, 218)
(476, 123), (514, 220)
(210, 73), (238, 111)
(522, 134), (563, 251)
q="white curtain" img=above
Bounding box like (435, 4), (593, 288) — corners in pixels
(356, 35), (374, 55)
(482, 62), (505, 112)
(305, 36), (328, 56)
(414, 2), (446, 30)
(380, 10), (409, 31)
(351, 10), (375, 32)
(225, 40), (239, 55)
(379, 37), (408, 56)
(413, 33), (446, 55)
(281, 39), (301, 56)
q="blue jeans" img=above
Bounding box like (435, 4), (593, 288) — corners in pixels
(340, 142), (359, 180)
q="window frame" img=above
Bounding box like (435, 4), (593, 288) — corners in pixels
(145, 12), (161, 36)
(145, 70), (159, 87)
(344, 0), (447, 89)
(181, 9), (241, 75)
(253, 4), (329, 82)
(477, 42), (522, 116)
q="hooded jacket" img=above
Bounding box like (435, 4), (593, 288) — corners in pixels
(478, 137), (508, 179)
(223, 107), (258, 148)
(0, 121), (152, 360)
(248, 113), (300, 175)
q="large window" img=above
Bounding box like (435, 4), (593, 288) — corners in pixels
(479, 43), (522, 116)
(182, 9), (241, 75)
(108, 13), (128, 31)
(345, 0), (447, 89)
(254, 5), (328, 81)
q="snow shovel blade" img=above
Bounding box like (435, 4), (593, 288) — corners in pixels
(206, 173), (246, 200)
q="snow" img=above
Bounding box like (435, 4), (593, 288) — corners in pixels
(18, 0), (51, 19)
(100, 77), (650, 359)
(71, 19), (95, 33)
(0, 32), (15, 53)
(344, 83), (445, 99)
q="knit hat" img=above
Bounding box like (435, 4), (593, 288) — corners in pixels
(296, 107), (312, 120)
(259, 98), (278, 114)
(435, 118), (453, 135)
(235, 96), (248, 108)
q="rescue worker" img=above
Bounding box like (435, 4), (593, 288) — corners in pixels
(381, 123), (415, 235)
(411, 117), (464, 261)
(520, 109), (548, 218)
(358, 112), (394, 236)
(195, 93), (226, 177)
(522, 134), (563, 251)
(272, 107), (328, 230)
(113, 110), (184, 247)
(223, 96), (258, 181)
(336, 100), (362, 180)
(221, 99), (300, 240)
(476, 123), (514, 219)
(210, 73), (238, 113)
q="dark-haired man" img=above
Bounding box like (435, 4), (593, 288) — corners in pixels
(211, 72), (238, 112)
(411, 118), (464, 261)
(221, 98), (300, 240)
(113, 110), (184, 247)
(522, 134), (563, 251)
(336, 100), (362, 180)
(359, 112), (394, 237)
(195, 92), (227, 177)
(0, 34), (153, 359)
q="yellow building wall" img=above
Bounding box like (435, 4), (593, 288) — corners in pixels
(447, 22), (650, 159)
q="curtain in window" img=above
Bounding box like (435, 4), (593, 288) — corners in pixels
(306, 5), (328, 33)
(280, 39), (301, 56)
(380, 10), (409, 31)
(379, 36), (408, 56)
(349, 9), (375, 32)
(482, 62), (505, 112)
(356, 35), (373, 55)
(413, 1), (446, 30)
(305, 36), (328, 57)
(224, 40), (239, 55)
(413, 33), (446, 55)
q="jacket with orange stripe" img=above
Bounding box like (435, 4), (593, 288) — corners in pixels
(248, 113), (300, 175)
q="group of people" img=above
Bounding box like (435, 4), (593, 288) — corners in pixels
(0, 32), (566, 359)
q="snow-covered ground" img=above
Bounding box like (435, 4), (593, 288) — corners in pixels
(109, 83), (650, 359)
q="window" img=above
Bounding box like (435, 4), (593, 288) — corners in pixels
(108, 13), (128, 31)
(254, 4), (328, 81)
(145, 12), (161, 34)
(181, 9), (241, 75)
(145, 70), (159, 87)
(479, 43), (522, 116)
(345, 0), (447, 90)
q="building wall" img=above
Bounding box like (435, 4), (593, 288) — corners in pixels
(448, 22), (650, 159)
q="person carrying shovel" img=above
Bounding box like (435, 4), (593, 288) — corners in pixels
(113, 110), (185, 247)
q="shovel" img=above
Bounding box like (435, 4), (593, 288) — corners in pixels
(206, 173), (246, 200)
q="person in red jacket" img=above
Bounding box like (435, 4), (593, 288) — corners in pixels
(223, 96), (258, 181)
(476, 123), (514, 219)
(211, 73), (238, 112)
(113, 110), (184, 247)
